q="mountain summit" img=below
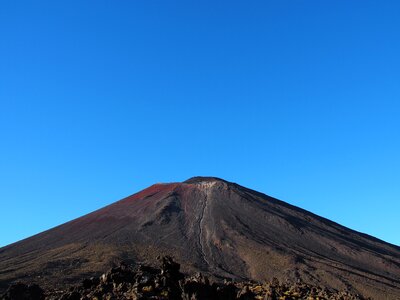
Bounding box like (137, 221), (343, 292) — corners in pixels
(183, 176), (229, 184)
(1, 177), (399, 298)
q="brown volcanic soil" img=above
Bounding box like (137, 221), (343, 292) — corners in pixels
(0, 177), (399, 299)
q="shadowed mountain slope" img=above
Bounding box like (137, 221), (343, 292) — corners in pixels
(1, 177), (399, 299)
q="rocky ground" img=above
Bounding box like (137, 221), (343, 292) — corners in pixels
(1, 256), (370, 300)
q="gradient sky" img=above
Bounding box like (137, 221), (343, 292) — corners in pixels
(1, 1), (399, 247)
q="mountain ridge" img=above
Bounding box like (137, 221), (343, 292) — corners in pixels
(1, 177), (399, 299)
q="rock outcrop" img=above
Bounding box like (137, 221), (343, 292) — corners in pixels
(1, 256), (371, 300)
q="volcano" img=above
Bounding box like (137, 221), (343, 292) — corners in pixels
(1, 177), (399, 299)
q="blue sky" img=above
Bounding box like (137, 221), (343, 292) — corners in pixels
(1, 1), (399, 247)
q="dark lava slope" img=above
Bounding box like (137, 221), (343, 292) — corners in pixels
(1, 177), (399, 299)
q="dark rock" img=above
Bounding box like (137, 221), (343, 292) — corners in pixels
(159, 256), (184, 281)
(216, 281), (237, 300)
(180, 273), (217, 300)
(237, 286), (254, 300)
(1, 283), (44, 300)
(81, 277), (99, 289)
(59, 291), (81, 300)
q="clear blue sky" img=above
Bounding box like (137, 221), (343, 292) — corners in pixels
(1, 1), (399, 247)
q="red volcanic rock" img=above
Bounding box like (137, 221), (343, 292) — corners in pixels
(0, 177), (399, 299)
